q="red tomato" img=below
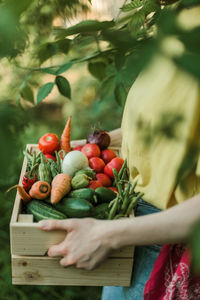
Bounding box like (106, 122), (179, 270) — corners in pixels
(38, 133), (60, 154)
(44, 153), (56, 162)
(104, 157), (124, 179)
(81, 143), (101, 159)
(101, 149), (116, 164)
(88, 180), (103, 189)
(96, 173), (112, 187)
(108, 187), (118, 193)
(89, 157), (105, 173)
(73, 145), (83, 151)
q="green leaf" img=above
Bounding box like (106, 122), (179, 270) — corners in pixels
(41, 67), (58, 75)
(88, 62), (106, 80)
(37, 82), (54, 104)
(114, 52), (126, 71)
(178, 0), (200, 9)
(38, 43), (58, 64)
(56, 38), (71, 54)
(56, 62), (73, 75)
(37, 39), (71, 63)
(189, 220), (200, 275)
(174, 53), (200, 79)
(7, 0), (32, 17)
(121, 0), (144, 12)
(20, 84), (34, 103)
(55, 76), (71, 99)
(53, 20), (115, 37)
(179, 27), (200, 54)
(40, 62), (73, 75)
(100, 75), (115, 100)
(114, 83), (127, 107)
(102, 29), (135, 49)
(128, 10), (145, 35)
(142, 0), (160, 15)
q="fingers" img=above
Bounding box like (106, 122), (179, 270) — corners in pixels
(38, 219), (70, 231)
(60, 255), (77, 267)
(48, 241), (68, 257)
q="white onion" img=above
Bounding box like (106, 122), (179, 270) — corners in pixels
(62, 150), (88, 177)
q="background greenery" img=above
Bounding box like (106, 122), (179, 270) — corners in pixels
(0, 0), (200, 298)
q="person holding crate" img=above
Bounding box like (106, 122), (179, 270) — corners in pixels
(39, 8), (200, 300)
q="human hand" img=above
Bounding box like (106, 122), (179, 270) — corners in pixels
(38, 218), (114, 270)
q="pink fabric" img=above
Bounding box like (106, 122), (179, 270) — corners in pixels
(144, 244), (200, 300)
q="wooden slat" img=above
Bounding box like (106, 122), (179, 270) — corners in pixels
(10, 149), (28, 224)
(18, 214), (34, 223)
(12, 255), (133, 286)
(10, 222), (134, 257)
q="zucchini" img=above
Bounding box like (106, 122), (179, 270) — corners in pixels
(56, 197), (93, 218)
(26, 199), (67, 222)
(95, 187), (116, 204)
(68, 188), (97, 205)
(93, 203), (109, 219)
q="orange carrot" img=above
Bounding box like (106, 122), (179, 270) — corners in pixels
(6, 185), (31, 203)
(60, 116), (71, 154)
(51, 173), (71, 204)
(29, 181), (51, 200)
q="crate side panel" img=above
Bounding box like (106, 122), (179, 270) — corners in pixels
(12, 255), (133, 286)
(11, 223), (134, 257)
(11, 207), (134, 257)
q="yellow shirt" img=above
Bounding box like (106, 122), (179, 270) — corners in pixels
(121, 54), (200, 210)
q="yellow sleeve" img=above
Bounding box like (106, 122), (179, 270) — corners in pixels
(121, 54), (200, 210)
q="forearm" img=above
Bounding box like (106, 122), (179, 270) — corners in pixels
(105, 194), (200, 249)
(70, 128), (122, 148)
(109, 128), (122, 146)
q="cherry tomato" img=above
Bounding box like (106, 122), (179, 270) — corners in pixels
(101, 149), (116, 164)
(81, 143), (101, 159)
(95, 173), (112, 187)
(89, 157), (105, 173)
(108, 186), (118, 193)
(88, 180), (103, 189)
(104, 157), (124, 179)
(38, 133), (60, 154)
(44, 153), (56, 162)
(73, 145), (83, 151)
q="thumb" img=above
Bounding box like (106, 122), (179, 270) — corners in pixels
(38, 219), (70, 231)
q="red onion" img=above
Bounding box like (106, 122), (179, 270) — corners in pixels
(87, 129), (111, 150)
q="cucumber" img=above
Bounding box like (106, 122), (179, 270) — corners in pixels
(95, 187), (116, 204)
(68, 188), (97, 205)
(56, 198), (94, 218)
(93, 203), (109, 219)
(26, 200), (67, 222)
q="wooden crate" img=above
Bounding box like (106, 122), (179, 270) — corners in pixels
(10, 144), (134, 286)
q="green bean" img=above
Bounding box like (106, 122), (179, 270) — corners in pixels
(114, 214), (126, 220)
(121, 183), (132, 213)
(126, 192), (144, 216)
(108, 198), (117, 208)
(118, 159), (127, 180)
(129, 180), (138, 195)
(108, 195), (119, 220)
(23, 150), (33, 162)
(32, 151), (36, 166)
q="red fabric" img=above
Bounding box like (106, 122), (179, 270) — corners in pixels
(144, 244), (200, 300)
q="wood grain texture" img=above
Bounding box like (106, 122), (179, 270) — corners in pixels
(12, 255), (133, 286)
(11, 221), (134, 257)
